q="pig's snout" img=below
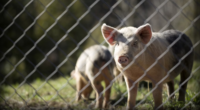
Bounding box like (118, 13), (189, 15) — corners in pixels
(118, 56), (129, 66)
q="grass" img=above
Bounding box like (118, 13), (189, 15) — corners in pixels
(0, 61), (200, 110)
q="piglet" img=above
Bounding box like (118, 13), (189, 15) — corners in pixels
(72, 45), (114, 108)
(101, 23), (193, 110)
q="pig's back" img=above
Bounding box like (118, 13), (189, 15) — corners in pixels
(162, 30), (193, 58)
(76, 45), (112, 73)
(84, 45), (111, 63)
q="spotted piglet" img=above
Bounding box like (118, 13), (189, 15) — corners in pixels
(72, 45), (114, 108)
(101, 23), (193, 110)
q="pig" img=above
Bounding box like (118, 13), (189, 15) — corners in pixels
(71, 69), (93, 100)
(109, 45), (124, 82)
(72, 45), (114, 108)
(101, 23), (193, 110)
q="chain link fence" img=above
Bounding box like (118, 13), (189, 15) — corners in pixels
(0, 0), (200, 109)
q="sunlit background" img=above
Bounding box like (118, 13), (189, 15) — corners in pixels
(0, 0), (200, 109)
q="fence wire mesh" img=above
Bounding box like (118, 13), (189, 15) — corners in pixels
(0, 0), (200, 110)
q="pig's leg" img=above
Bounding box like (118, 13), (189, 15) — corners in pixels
(102, 65), (113, 108)
(86, 86), (93, 99)
(82, 85), (93, 100)
(88, 73), (103, 108)
(103, 79), (112, 108)
(91, 81), (103, 108)
(87, 63), (103, 108)
(167, 80), (175, 99)
(76, 78), (84, 102)
(178, 69), (190, 102)
(152, 82), (163, 110)
(124, 77), (138, 110)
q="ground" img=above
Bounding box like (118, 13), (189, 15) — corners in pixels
(0, 61), (200, 110)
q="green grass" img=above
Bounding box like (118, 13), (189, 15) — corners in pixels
(0, 61), (200, 109)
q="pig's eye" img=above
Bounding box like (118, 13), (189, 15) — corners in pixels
(132, 41), (138, 47)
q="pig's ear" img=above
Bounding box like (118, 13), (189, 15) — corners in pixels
(136, 24), (152, 44)
(101, 23), (118, 45)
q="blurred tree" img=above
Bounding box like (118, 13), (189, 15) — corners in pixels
(0, 0), (199, 85)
